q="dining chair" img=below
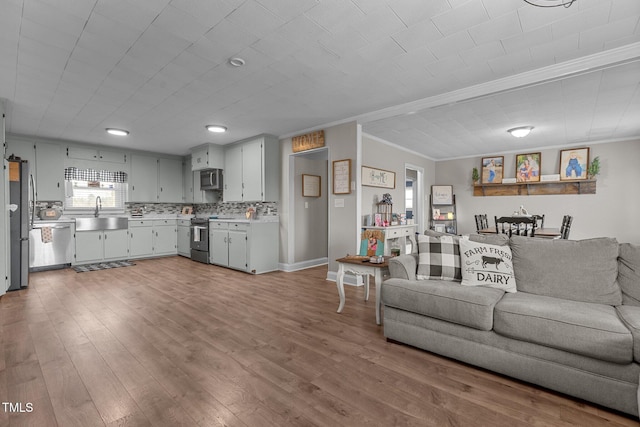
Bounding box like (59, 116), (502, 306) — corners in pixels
(495, 216), (537, 237)
(474, 214), (489, 232)
(532, 214), (545, 228)
(560, 215), (573, 239)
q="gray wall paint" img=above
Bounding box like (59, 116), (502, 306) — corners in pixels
(435, 139), (640, 244)
(362, 134), (436, 230)
(294, 155), (328, 262)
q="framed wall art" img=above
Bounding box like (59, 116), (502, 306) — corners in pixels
(515, 152), (541, 183)
(559, 147), (589, 181)
(362, 165), (396, 189)
(332, 159), (351, 194)
(302, 174), (321, 197)
(481, 156), (504, 184)
(431, 185), (453, 205)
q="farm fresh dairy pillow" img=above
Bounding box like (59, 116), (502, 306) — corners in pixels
(459, 237), (516, 293)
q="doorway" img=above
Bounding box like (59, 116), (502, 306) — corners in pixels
(405, 164), (424, 235)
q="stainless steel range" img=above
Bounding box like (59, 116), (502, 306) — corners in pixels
(190, 218), (209, 263)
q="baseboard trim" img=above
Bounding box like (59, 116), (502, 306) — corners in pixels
(279, 257), (328, 272)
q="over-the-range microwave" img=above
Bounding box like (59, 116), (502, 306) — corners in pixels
(200, 169), (223, 190)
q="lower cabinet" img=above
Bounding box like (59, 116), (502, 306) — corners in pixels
(177, 219), (191, 257)
(74, 229), (129, 265)
(209, 220), (278, 274)
(129, 219), (177, 259)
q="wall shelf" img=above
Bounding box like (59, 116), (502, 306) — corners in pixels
(473, 179), (596, 196)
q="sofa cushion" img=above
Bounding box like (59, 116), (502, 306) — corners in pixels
(510, 236), (622, 305)
(382, 278), (504, 331)
(616, 305), (640, 363)
(618, 243), (640, 306)
(416, 234), (461, 281)
(459, 237), (516, 293)
(494, 292), (632, 364)
(468, 233), (510, 246)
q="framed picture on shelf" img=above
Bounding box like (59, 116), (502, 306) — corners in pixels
(432, 208), (440, 219)
(481, 156), (504, 184)
(559, 147), (589, 181)
(515, 152), (541, 183)
(431, 185), (453, 205)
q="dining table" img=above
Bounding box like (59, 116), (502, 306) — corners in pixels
(478, 227), (562, 238)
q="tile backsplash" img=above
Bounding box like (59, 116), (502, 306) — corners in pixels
(125, 201), (278, 217)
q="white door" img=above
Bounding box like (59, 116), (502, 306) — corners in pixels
(224, 145), (243, 201)
(35, 142), (64, 201)
(129, 227), (154, 258)
(157, 158), (183, 202)
(130, 154), (158, 202)
(154, 225), (177, 255)
(103, 229), (129, 261)
(210, 229), (229, 266)
(75, 231), (103, 264)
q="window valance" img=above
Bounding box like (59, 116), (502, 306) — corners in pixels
(64, 167), (127, 183)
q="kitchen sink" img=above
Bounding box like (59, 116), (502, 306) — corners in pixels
(75, 217), (128, 231)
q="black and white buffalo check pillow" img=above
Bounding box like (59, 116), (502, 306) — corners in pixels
(417, 234), (462, 281)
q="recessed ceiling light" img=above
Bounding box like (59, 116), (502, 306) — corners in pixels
(206, 125), (227, 133)
(507, 126), (534, 138)
(106, 128), (129, 136)
(229, 57), (245, 67)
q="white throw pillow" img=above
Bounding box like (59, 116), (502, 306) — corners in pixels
(459, 237), (517, 293)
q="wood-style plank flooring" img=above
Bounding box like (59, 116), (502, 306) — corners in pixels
(0, 256), (637, 426)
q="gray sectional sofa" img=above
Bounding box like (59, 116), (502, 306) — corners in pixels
(381, 233), (640, 416)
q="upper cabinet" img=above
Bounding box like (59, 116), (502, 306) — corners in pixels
(34, 142), (64, 201)
(130, 154), (184, 203)
(67, 146), (126, 164)
(223, 135), (280, 202)
(191, 143), (223, 171)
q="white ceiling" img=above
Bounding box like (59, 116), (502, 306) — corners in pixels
(1, 0), (639, 159)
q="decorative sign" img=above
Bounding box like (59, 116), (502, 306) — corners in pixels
(362, 166), (396, 189)
(332, 159), (351, 194)
(432, 185), (453, 205)
(302, 174), (321, 197)
(292, 130), (325, 152)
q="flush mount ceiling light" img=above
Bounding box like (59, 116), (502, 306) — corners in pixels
(507, 126), (534, 138)
(206, 125), (227, 133)
(228, 57), (245, 67)
(105, 128), (129, 136)
(523, 0), (577, 8)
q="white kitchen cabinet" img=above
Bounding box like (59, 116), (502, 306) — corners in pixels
(209, 220), (278, 274)
(182, 159), (193, 203)
(177, 219), (191, 257)
(153, 219), (177, 256)
(67, 146), (126, 163)
(35, 142), (64, 201)
(223, 135), (280, 202)
(157, 158), (182, 202)
(74, 229), (128, 264)
(128, 220), (154, 258)
(6, 139), (35, 165)
(191, 143), (223, 171)
(130, 154), (158, 202)
(130, 155), (183, 203)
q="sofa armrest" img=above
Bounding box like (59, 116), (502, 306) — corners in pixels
(388, 254), (418, 281)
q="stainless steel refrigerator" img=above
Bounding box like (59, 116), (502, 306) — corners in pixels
(8, 159), (29, 290)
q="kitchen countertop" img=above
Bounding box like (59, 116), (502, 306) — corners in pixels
(208, 216), (279, 223)
(34, 214), (278, 223)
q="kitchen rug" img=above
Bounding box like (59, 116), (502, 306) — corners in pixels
(73, 260), (136, 273)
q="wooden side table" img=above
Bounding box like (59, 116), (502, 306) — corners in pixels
(335, 256), (390, 325)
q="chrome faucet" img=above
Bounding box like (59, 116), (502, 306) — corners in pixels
(94, 196), (102, 217)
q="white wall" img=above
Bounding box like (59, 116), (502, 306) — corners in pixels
(435, 139), (640, 244)
(362, 134), (436, 231)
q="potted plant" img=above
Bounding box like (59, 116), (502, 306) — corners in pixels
(472, 167), (480, 185)
(588, 156), (600, 179)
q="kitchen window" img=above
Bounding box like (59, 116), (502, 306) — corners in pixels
(63, 167), (128, 213)
(65, 180), (128, 212)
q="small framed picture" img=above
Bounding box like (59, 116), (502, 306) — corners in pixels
(559, 147), (589, 181)
(481, 156), (504, 184)
(302, 174), (321, 197)
(515, 152), (541, 183)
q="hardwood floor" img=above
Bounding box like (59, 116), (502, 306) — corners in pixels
(1, 256), (637, 426)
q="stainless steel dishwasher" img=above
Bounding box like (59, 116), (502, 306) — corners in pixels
(29, 222), (73, 271)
